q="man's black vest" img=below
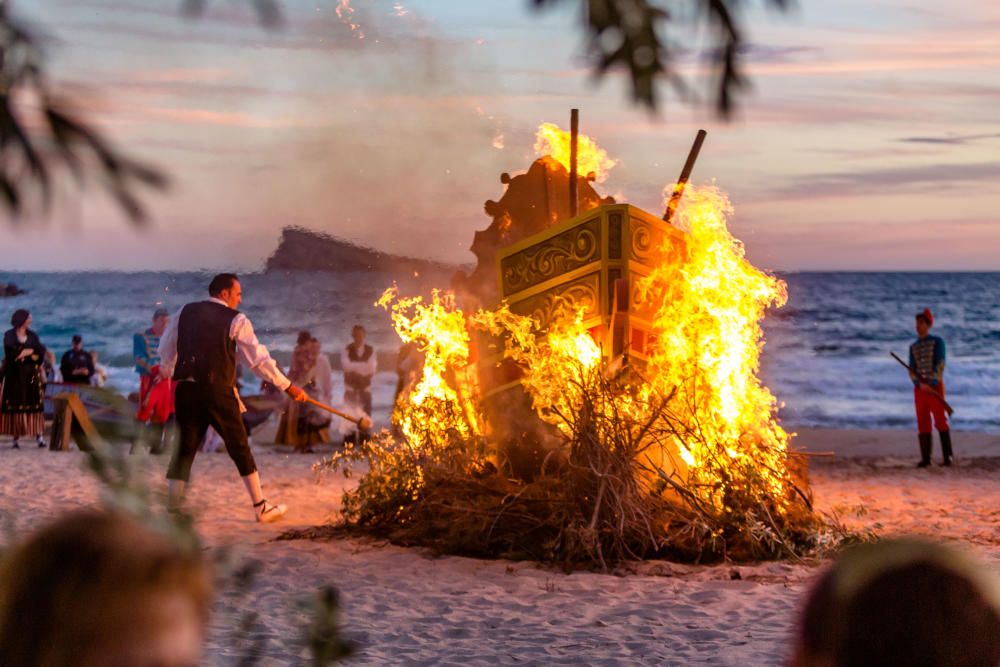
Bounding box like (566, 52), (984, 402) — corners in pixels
(174, 301), (239, 387)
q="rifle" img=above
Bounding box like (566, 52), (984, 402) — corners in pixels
(890, 352), (954, 416)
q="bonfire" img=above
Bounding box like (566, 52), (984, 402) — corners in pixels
(318, 115), (822, 569)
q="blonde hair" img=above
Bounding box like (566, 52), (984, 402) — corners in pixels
(0, 510), (212, 667)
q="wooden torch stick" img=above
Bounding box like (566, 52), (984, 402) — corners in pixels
(662, 129), (708, 224)
(304, 397), (374, 431)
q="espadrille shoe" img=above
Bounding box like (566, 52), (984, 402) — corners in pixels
(254, 499), (287, 523)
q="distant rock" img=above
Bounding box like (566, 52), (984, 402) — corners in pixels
(0, 283), (25, 297)
(265, 227), (461, 277)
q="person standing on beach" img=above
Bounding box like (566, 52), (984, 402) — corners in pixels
(158, 273), (307, 523)
(909, 308), (952, 467)
(133, 308), (174, 454)
(60, 335), (94, 385)
(341, 324), (375, 440)
(42, 349), (61, 384)
(134, 308), (169, 405)
(1, 310), (47, 448)
(88, 351), (108, 387)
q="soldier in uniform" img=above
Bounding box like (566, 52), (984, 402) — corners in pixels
(908, 308), (952, 467)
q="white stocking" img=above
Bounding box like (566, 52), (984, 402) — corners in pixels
(167, 479), (186, 509)
(241, 471), (265, 506)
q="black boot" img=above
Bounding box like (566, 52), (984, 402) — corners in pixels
(939, 430), (953, 466)
(148, 422), (166, 455)
(917, 433), (932, 468)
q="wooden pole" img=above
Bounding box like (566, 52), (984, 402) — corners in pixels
(569, 108), (579, 218)
(50, 395), (74, 451)
(304, 397), (373, 430)
(662, 129), (707, 224)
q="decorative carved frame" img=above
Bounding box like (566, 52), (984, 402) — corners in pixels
(483, 204), (688, 397)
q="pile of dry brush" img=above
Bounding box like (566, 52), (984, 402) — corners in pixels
(304, 362), (832, 572)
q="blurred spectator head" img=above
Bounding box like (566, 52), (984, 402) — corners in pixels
(0, 510), (212, 667)
(152, 308), (169, 333)
(790, 538), (1000, 667)
(10, 309), (30, 329)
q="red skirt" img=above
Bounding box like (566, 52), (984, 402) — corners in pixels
(0, 411), (44, 437)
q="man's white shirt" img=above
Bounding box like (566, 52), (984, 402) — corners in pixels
(157, 297), (291, 391)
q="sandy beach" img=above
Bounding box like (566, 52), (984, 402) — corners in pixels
(0, 426), (996, 665)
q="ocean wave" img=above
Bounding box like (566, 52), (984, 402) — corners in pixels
(6, 270), (1000, 432)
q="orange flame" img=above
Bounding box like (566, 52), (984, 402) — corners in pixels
(472, 307), (602, 439)
(378, 128), (789, 514)
(638, 184), (789, 501)
(534, 122), (617, 183)
(377, 287), (481, 451)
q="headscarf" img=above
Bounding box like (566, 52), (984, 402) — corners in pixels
(10, 309), (29, 329)
(289, 338), (319, 384)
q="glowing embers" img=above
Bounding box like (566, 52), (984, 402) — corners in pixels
(335, 0), (364, 39)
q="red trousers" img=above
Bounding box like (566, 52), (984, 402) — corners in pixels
(137, 371), (175, 424)
(914, 384), (948, 434)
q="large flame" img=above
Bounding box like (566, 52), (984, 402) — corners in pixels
(534, 122), (617, 183)
(472, 307), (602, 439)
(637, 184), (789, 500)
(377, 287), (481, 450)
(378, 150), (788, 513)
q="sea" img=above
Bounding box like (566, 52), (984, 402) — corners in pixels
(1, 271), (998, 433)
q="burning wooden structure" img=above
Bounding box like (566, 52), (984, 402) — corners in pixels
(326, 113), (819, 568)
(489, 203), (685, 380)
(454, 114), (703, 478)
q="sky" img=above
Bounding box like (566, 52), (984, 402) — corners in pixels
(3, 0), (1000, 271)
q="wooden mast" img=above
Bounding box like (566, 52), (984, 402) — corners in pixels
(663, 129), (707, 224)
(569, 108), (579, 218)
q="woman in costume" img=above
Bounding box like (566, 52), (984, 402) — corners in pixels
(1, 310), (47, 448)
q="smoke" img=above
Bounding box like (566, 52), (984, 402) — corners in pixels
(248, 1), (517, 265)
(5, 0), (521, 270)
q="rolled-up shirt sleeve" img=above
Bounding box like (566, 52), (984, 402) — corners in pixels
(157, 308), (182, 377)
(230, 314), (291, 391)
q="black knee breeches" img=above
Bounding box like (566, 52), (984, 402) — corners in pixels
(167, 382), (257, 481)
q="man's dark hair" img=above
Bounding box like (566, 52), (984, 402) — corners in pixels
(208, 273), (239, 297)
(71, 335), (82, 344)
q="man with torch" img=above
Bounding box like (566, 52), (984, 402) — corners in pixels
(158, 273), (307, 523)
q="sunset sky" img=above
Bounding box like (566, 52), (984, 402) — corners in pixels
(5, 0), (1000, 271)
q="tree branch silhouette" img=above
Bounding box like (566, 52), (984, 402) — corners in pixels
(0, 1), (168, 224)
(531, 0), (792, 114)
(180, 0), (285, 29)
